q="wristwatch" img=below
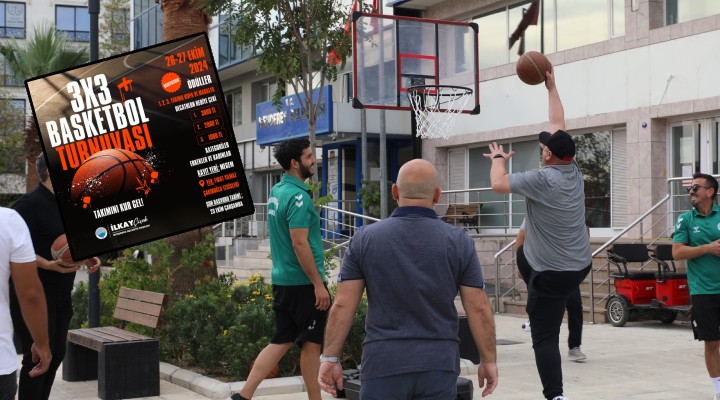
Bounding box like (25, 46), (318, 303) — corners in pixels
(320, 354), (340, 363)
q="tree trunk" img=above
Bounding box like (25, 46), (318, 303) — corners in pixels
(166, 227), (217, 294)
(161, 0), (211, 39)
(24, 119), (42, 192)
(161, 0), (217, 294)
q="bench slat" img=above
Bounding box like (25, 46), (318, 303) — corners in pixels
(114, 308), (161, 328)
(119, 287), (166, 305)
(67, 327), (154, 351)
(115, 297), (164, 315)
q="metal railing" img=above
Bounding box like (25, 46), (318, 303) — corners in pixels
(491, 175), (720, 322)
(215, 175), (715, 322)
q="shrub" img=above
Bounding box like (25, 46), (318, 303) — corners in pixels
(70, 238), (368, 381)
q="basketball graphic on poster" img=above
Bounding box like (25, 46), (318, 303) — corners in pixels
(71, 149), (156, 204)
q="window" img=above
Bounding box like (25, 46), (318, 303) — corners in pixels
(110, 10), (129, 44)
(251, 80), (277, 121)
(575, 131), (612, 228)
(225, 88), (242, 126)
(132, 0), (162, 49)
(0, 53), (22, 87)
(218, 15), (251, 67)
(0, 1), (24, 38)
(666, 0), (720, 25)
(340, 73), (353, 103)
(467, 133), (618, 230)
(56, 5), (90, 42)
(475, 0), (625, 69)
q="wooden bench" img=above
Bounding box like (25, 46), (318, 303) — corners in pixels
(63, 287), (167, 400)
(442, 204), (481, 233)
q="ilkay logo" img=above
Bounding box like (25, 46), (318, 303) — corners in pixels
(109, 216), (150, 236)
(95, 227), (108, 240)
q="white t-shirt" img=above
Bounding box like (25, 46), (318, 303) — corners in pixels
(0, 208), (36, 374)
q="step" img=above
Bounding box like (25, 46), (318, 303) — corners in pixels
(502, 300), (607, 324)
(218, 266), (272, 282)
(244, 249), (272, 259)
(231, 256), (273, 269)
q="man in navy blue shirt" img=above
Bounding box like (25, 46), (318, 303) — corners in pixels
(319, 159), (497, 399)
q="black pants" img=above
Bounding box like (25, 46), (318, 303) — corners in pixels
(517, 246), (590, 400)
(566, 287), (583, 349)
(9, 286), (73, 400)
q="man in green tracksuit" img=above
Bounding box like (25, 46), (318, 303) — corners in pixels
(230, 138), (330, 400)
(672, 172), (720, 400)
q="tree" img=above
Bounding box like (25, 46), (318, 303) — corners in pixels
(201, 0), (356, 183)
(0, 96), (25, 204)
(160, 0), (218, 294)
(161, 0), (212, 39)
(99, 0), (131, 58)
(0, 24), (88, 191)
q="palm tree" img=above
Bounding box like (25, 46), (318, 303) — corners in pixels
(160, 0), (219, 293)
(161, 0), (211, 39)
(0, 24), (87, 191)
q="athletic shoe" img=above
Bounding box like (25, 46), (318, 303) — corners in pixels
(568, 347), (587, 362)
(228, 394), (248, 400)
(521, 320), (531, 332)
(552, 396), (569, 400)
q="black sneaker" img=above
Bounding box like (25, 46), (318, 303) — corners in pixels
(229, 394), (248, 400)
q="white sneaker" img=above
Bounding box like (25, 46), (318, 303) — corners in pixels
(521, 319), (531, 332)
(568, 347), (587, 362)
(552, 396), (569, 400)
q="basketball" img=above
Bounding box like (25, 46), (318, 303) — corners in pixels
(51, 234), (85, 267)
(516, 51), (553, 85)
(71, 149), (155, 204)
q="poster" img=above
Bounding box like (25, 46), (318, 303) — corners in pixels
(25, 33), (254, 260)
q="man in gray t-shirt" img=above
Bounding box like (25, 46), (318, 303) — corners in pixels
(484, 70), (591, 400)
(318, 159), (498, 400)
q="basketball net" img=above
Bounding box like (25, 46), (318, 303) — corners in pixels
(406, 85), (473, 140)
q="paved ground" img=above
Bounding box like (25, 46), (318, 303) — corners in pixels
(41, 314), (709, 400)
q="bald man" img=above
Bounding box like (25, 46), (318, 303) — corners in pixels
(319, 159), (497, 400)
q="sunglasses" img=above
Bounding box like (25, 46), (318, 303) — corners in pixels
(686, 184), (712, 193)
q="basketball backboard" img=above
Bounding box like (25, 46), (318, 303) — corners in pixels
(352, 12), (480, 114)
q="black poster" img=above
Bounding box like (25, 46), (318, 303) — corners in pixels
(25, 33), (254, 260)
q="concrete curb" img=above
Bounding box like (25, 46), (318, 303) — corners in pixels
(161, 360), (480, 399)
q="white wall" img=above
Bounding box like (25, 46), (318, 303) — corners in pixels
(453, 29), (720, 135)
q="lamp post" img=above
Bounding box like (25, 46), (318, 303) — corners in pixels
(88, 0), (100, 328)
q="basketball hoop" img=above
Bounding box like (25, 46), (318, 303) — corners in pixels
(406, 85), (473, 140)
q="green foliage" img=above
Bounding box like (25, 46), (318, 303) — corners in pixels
(198, 0), (372, 163)
(70, 238), (367, 381)
(0, 97), (24, 177)
(306, 178), (333, 206)
(99, 0), (131, 58)
(70, 281), (89, 329)
(358, 180), (398, 218)
(0, 23), (88, 80)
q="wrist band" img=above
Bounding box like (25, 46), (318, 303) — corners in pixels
(493, 154), (505, 159)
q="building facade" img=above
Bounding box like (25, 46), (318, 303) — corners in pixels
(388, 0), (720, 238)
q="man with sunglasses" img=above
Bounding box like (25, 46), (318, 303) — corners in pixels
(484, 69), (591, 400)
(672, 173), (720, 400)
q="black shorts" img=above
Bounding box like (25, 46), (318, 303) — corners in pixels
(691, 294), (720, 341)
(271, 284), (328, 346)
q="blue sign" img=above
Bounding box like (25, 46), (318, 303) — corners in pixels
(256, 85), (333, 146)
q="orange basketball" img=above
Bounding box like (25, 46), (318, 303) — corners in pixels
(516, 51), (552, 85)
(51, 234), (85, 267)
(71, 149), (155, 204)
